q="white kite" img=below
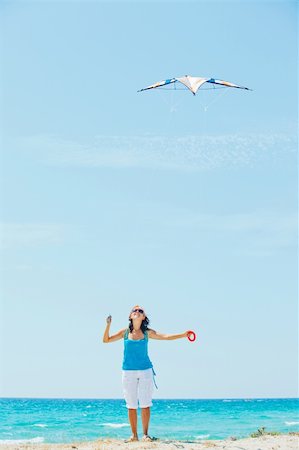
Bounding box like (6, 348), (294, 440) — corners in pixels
(138, 75), (251, 95)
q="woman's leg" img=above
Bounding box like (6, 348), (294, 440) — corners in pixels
(141, 407), (150, 436)
(138, 369), (154, 438)
(128, 408), (138, 440)
(122, 371), (139, 440)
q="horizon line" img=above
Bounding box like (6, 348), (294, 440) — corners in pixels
(1, 396), (298, 401)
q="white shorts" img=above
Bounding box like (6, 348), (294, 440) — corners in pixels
(122, 368), (154, 409)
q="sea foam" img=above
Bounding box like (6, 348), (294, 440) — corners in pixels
(0, 437), (44, 445)
(101, 423), (130, 428)
(196, 434), (210, 440)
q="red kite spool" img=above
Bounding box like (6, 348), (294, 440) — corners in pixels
(187, 330), (196, 342)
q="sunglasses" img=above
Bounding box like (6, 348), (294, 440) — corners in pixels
(131, 308), (144, 314)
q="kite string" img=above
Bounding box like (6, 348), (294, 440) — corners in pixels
(157, 86), (184, 115)
(197, 89), (229, 134)
(200, 87), (230, 111)
(155, 89), (176, 129)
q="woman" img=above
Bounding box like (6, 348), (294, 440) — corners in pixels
(103, 305), (191, 442)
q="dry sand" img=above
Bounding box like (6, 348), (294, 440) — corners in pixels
(0, 434), (298, 450)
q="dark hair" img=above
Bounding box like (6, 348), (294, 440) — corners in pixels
(128, 315), (150, 333)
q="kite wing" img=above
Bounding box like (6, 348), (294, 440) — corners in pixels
(206, 78), (250, 90)
(138, 75), (250, 95)
(138, 78), (177, 92)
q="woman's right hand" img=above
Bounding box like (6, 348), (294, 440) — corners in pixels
(106, 315), (112, 324)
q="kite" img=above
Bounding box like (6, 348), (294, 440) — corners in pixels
(138, 75), (251, 95)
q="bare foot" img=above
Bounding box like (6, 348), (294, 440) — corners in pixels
(124, 435), (139, 443)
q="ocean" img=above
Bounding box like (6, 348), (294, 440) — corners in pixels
(0, 398), (298, 445)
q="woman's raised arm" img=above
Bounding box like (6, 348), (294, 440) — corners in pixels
(148, 329), (189, 340)
(103, 315), (126, 343)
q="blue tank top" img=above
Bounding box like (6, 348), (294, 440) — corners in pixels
(122, 329), (153, 370)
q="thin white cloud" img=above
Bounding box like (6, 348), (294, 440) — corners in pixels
(0, 223), (66, 249)
(12, 132), (297, 171)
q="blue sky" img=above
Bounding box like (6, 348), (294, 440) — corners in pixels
(0, 0), (297, 399)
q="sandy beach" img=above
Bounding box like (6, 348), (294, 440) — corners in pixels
(1, 434), (298, 450)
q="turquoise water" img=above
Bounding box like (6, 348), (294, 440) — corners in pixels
(0, 398), (298, 445)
